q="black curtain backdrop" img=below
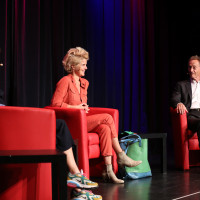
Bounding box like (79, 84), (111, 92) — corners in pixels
(1, 0), (200, 164)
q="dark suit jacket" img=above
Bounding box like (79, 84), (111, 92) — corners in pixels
(170, 79), (192, 111)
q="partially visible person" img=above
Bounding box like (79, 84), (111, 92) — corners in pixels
(171, 55), (200, 147)
(50, 47), (142, 184)
(56, 119), (102, 199)
(0, 89), (5, 106)
(56, 119), (97, 188)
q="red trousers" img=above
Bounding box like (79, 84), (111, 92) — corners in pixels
(87, 114), (118, 156)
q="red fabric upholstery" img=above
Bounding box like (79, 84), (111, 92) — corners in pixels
(0, 106), (56, 200)
(88, 133), (100, 158)
(45, 106), (119, 178)
(170, 107), (200, 170)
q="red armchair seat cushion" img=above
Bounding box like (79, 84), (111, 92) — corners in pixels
(88, 133), (100, 159)
(88, 133), (100, 145)
(187, 131), (198, 139)
(187, 132), (199, 150)
(188, 139), (200, 150)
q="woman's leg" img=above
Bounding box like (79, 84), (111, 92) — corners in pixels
(87, 115), (142, 168)
(87, 114), (124, 155)
(112, 137), (123, 153)
(87, 114), (120, 156)
(64, 147), (79, 174)
(93, 123), (113, 156)
(56, 119), (74, 152)
(87, 117), (124, 183)
(104, 156), (112, 165)
(87, 114), (118, 138)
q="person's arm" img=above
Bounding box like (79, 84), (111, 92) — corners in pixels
(50, 77), (70, 108)
(170, 82), (188, 114)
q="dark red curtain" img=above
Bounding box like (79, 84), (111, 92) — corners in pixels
(1, 0), (200, 155)
(0, 0), (147, 132)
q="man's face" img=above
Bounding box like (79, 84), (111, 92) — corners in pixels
(188, 59), (200, 81)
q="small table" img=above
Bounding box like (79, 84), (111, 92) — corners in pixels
(0, 149), (67, 200)
(139, 133), (167, 173)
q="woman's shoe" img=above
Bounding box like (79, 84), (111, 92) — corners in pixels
(71, 189), (102, 200)
(117, 151), (142, 167)
(67, 170), (98, 189)
(102, 164), (124, 184)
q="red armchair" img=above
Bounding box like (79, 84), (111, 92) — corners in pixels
(45, 106), (119, 178)
(170, 107), (200, 170)
(0, 106), (56, 200)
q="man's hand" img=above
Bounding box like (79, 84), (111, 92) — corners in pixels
(176, 103), (188, 114)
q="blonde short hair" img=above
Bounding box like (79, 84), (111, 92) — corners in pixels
(62, 47), (89, 73)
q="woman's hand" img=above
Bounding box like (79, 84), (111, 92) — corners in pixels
(75, 103), (90, 113)
(81, 103), (90, 113)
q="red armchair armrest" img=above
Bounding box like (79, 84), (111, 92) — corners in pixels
(170, 107), (189, 169)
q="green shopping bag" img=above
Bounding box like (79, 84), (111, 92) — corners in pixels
(119, 131), (152, 179)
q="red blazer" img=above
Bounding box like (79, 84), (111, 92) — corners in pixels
(51, 74), (89, 107)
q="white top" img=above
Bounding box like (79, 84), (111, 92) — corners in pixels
(191, 79), (200, 109)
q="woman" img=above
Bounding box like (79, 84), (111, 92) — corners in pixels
(51, 47), (142, 184)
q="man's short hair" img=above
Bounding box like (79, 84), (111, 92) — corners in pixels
(188, 55), (200, 63)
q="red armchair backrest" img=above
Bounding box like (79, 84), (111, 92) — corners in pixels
(0, 106), (56, 200)
(0, 106), (56, 150)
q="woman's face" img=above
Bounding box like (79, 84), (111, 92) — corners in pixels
(74, 58), (87, 77)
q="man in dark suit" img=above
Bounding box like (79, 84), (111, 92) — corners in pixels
(171, 55), (200, 147)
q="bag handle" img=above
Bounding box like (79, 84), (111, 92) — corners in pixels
(119, 132), (142, 147)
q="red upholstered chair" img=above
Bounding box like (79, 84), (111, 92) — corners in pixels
(170, 107), (200, 170)
(45, 106), (118, 178)
(0, 106), (56, 200)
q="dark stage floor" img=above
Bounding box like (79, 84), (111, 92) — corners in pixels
(68, 167), (200, 200)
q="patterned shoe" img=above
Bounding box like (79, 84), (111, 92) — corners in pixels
(71, 189), (102, 200)
(67, 170), (98, 189)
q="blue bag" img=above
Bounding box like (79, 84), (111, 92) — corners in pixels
(119, 131), (152, 179)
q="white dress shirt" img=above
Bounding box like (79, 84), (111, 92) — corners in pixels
(191, 79), (200, 109)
